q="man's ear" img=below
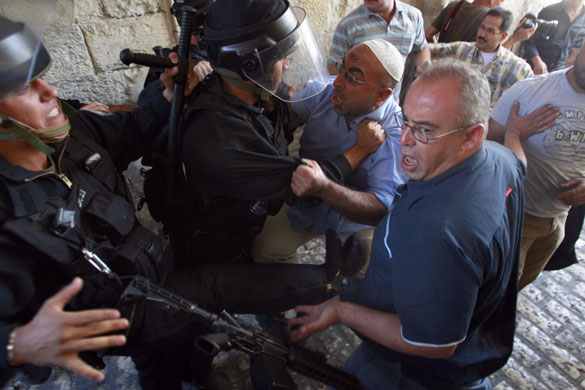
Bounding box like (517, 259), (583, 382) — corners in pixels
(499, 31), (510, 44)
(373, 87), (393, 109)
(462, 123), (485, 152)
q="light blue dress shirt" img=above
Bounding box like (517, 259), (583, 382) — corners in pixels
(288, 78), (407, 237)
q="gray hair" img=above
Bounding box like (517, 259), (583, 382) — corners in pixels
(417, 58), (490, 130)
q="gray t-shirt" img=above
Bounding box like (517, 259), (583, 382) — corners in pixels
(491, 69), (585, 217)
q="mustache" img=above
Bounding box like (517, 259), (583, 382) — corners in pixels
(333, 87), (345, 98)
(477, 37), (487, 43)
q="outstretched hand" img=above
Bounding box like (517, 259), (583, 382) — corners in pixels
(12, 278), (129, 382)
(288, 298), (341, 343)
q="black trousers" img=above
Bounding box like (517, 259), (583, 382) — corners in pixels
(545, 204), (585, 271)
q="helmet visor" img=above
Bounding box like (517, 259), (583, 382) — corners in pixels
(0, 0), (69, 102)
(243, 7), (328, 102)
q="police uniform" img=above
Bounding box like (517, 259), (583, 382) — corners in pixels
(0, 88), (339, 388)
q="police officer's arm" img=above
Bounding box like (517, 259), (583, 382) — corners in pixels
(291, 159), (387, 226)
(0, 233), (129, 380)
(75, 55), (187, 171)
(289, 298), (457, 359)
(9, 278), (129, 382)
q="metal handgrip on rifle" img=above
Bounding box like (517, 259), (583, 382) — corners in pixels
(119, 48), (176, 69)
(121, 276), (364, 390)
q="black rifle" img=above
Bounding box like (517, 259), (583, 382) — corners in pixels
(121, 275), (363, 390)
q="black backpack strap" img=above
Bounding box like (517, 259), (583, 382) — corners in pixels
(440, 0), (466, 35)
(66, 130), (131, 202)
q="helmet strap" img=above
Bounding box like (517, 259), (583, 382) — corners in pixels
(0, 109), (71, 156)
(214, 67), (272, 102)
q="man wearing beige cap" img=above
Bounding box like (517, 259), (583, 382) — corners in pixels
(253, 39), (407, 266)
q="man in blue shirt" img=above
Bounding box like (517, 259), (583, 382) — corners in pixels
(253, 39), (407, 265)
(289, 59), (526, 389)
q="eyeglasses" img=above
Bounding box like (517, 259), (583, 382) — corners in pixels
(478, 24), (503, 35)
(397, 113), (468, 144)
(335, 62), (384, 88)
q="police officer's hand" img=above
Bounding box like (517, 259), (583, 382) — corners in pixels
(291, 159), (329, 198)
(194, 60), (213, 83)
(11, 278), (129, 382)
(159, 52), (200, 101)
(289, 298), (341, 343)
(356, 119), (385, 154)
(160, 53), (180, 102)
(558, 178), (585, 206)
(80, 101), (110, 113)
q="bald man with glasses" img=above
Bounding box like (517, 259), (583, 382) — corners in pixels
(253, 39), (406, 267)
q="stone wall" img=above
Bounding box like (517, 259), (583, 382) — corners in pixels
(44, 0), (559, 105)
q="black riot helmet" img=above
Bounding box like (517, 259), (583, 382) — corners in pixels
(0, 14), (51, 102)
(0, 1), (71, 156)
(200, 0), (329, 102)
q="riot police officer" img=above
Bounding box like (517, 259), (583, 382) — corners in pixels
(0, 1), (346, 388)
(162, 0), (382, 266)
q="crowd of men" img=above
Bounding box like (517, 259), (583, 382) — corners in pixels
(1, 0), (584, 389)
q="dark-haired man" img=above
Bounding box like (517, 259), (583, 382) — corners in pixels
(429, 7), (533, 108)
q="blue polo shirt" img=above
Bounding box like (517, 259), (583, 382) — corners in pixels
(353, 142), (525, 387)
(287, 77), (406, 236)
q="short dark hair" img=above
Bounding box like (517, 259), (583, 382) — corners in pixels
(485, 7), (513, 33)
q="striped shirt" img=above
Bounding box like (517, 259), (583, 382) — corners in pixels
(327, 2), (427, 66)
(429, 41), (534, 108)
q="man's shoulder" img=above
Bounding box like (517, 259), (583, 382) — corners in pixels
(498, 47), (530, 65)
(541, 1), (565, 14)
(497, 48), (533, 74)
(484, 142), (522, 169)
(338, 4), (368, 25)
(509, 69), (565, 93)
(430, 41), (474, 57)
(396, 0), (423, 19)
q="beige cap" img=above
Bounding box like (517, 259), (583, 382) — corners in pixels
(361, 39), (404, 83)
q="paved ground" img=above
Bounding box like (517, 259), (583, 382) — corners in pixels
(3, 165), (585, 389)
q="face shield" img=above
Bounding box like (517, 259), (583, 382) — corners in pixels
(242, 7), (328, 102)
(0, 0), (71, 103)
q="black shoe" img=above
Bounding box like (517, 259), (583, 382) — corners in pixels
(341, 232), (368, 277)
(323, 229), (344, 280)
(323, 230), (369, 280)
